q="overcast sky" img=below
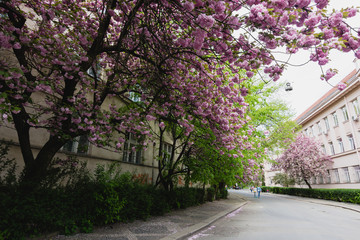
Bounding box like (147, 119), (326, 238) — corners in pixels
(276, 0), (360, 117)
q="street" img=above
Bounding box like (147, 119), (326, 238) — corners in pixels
(187, 189), (360, 240)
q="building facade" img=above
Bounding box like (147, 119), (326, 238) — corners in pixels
(265, 67), (360, 189)
(0, 91), (179, 186)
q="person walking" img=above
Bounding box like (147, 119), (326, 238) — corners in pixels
(257, 186), (262, 198)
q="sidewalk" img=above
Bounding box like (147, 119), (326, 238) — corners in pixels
(270, 192), (360, 214)
(51, 192), (247, 240)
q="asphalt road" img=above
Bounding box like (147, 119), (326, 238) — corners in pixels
(187, 189), (360, 240)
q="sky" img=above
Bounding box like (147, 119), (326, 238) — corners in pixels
(275, 0), (360, 118)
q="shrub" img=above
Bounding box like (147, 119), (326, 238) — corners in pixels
(206, 187), (215, 202)
(263, 186), (360, 204)
(0, 157), (214, 240)
(219, 188), (228, 199)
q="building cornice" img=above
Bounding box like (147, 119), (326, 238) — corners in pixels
(296, 69), (360, 125)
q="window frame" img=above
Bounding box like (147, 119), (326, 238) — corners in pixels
(329, 142), (335, 155)
(326, 170), (331, 183)
(348, 135), (355, 150)
(122, 133), (143, 164)
(343, 167), (351, 183)
(321, 145), (326, 154)
(337, 138), (344, 153)
(354, 166), (360, 182)
(332, 112), (339, 127)
(317, 122), (322, 134)
(352, 99), (360, 116)
(62, 135), (89, 155)
(161, 142), (173, 164)
(341, 106), (349, 121)
(333, 169), (340, 183)
(324, 117), (330, 131)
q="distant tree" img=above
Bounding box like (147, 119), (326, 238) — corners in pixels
(265, 120), (300, 156)
(272, 172), (295, 187)
(274, 134), (333, 189)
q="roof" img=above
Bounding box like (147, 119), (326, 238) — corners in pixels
(295, 69), (359, 125)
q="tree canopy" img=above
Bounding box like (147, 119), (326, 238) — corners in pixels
(274, 134), (333, 188)
(0, 0), (359, 184)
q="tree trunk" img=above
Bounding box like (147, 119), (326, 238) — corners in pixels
(218, 181), (225, 192)
(304, 179), (312, 189)
(21, 136), (65, 186)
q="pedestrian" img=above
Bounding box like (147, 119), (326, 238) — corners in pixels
(257, 186), (262, 198)
(250, 186), (253, 192)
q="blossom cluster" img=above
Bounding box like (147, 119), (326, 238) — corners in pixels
(0, 0), (359, 182)
(275, 134), (333, 181)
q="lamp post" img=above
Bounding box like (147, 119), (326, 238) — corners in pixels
(285, 82), (293, 91)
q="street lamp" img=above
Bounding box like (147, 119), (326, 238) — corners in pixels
(285, 82), (293, 91)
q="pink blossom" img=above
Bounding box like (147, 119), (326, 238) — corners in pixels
(183, 1), (194, 11)
(355, 49), (360, 59)
(315, 0), (329, 9)
(146, 114), (156, 121)
(197, 14), (215, 29)
(337, 83), (346, 91)
(214, 1), (225, 14)
(13, 42), (21, 49)
(246, 71), (254, 78)
(321, 68), (337, 81)
(296, 0), (311, 8)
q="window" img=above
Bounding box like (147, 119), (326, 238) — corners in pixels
(329, 142), (335, 155)
(338, 138), (344, 153)
(348, 135), (355, 150)
(321, 145), (326, 154)
(87, 62), (102, 78)
(128, 84), (142, 102)
(332, 112), (339, 127)
(128, 91), (141, 102)
(333, 169), (340, 183)
(123, 133), (143, 164)
(311, 177), (316, 184)
(354, 166), (360, 182)
(326, 170), (331, 183)
(311, 125), (316, 135)
(309, 126), (314, 136)
(161, 142), (173, 163)
(318, 176), (324, 184)
(62, 135), (89, 154)
(343, 167), (351, 183)
(341, 106), (349, 121)
(317, 122), (322, 134)
(324, 117), (330, 130)
(352, 99), (360, 115)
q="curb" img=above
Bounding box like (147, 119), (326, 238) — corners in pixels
(160, 201), (248, 240)
(270, 193), (360, 214)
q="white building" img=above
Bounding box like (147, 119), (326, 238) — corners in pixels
(266, 67), (360, 189)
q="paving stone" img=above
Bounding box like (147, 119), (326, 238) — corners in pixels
(130, 225), (169, 234)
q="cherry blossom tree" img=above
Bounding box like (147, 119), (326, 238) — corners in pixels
(0, 0), (359, 185)
(274, 134), (333, 189)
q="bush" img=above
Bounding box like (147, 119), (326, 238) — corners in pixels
(171, 187), (205, 209)
(263, 186), (360, 204)
(0, 158), (210, 239)
(206, 187), (215, 202)
(219, 188), (228, 199)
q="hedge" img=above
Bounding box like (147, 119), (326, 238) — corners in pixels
(0, 166), (228, 240)
(262, 186), (360, 204)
